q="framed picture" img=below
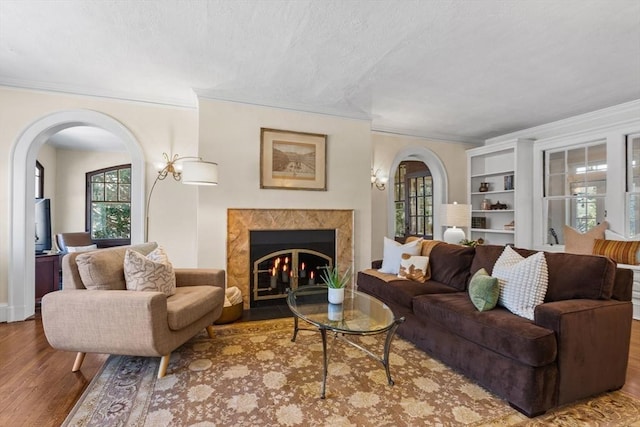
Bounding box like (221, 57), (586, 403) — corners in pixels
(260, 128), (327, 191)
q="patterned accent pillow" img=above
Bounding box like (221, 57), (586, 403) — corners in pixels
(378, 237), (423, 275)
(398, 254), (430, 282)
(124, 247), (176, 296)
(593, 239), (640, 265)
(564, 221), (608, 255)
(492, 246), (549, 320)
(468, 268), (499, 312)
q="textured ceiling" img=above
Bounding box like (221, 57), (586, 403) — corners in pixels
(1, 0), (639, 144)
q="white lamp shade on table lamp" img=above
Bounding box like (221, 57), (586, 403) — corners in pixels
(181, 161), (219, 186)
(441, 202), (471, 244)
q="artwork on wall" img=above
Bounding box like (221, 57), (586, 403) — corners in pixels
(260, 128), (327, 191)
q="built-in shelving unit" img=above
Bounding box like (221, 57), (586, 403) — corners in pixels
(467, 139), (533, 248)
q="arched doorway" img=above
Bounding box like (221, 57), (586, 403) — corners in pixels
(387, 147), (449, 241)
(9, 110), (145, 322)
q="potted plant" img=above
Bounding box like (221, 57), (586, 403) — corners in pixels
(321, 264), (351, 304)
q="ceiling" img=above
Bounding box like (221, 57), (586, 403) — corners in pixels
(1, 0), (639, 146)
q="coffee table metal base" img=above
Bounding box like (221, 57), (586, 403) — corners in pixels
(291, 316), (405, 399)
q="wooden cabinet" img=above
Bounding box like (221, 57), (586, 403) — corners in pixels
(467, 139), (533, 248)
(35, 253), (61, 304)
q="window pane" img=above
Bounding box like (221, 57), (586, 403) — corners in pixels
(410, 216), (416, 235)
(119, 168), (131, 184)
(105, 170), (118, 183)
(547, 199), (567, 244)
(417, 216), (424, 235)
(395, 202), (405, 237)
(92, 183), (104, 201)
(119, 184), (131, 202)
(425, 177), (432, 196)
(630, 194), (640, 236)
(105, 183), (118, 201)
(548, 175), (566, 196)
(417, 178), (424, 196)
(91, 202), (130, 239)
(91, 173), (104, 183)
(548, 151), (565, 174)
(409, 179), (416, 197)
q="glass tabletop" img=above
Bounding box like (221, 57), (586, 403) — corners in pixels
(287, 285), (396, 334)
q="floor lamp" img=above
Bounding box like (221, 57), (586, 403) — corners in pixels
(145, 153), (218, 241)
(442, 202), (471, 245)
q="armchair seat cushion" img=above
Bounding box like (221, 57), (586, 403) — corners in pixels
(167, 285), (225, 331)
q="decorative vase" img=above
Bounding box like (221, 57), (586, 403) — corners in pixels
(327, 303), (343, 321)
(480, 199), (491, 210)
(479, 182), (489, 192)
(328, 287), (345, 304)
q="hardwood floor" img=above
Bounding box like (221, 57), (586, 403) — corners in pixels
(2, 315), (640, 426)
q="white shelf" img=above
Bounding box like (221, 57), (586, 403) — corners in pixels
(472, 209), (515, 213)
(471, 228), (515, 234)
(470, 190), (515, 196)
(470, 170), (514, 179)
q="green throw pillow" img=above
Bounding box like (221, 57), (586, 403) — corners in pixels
(468, 268), (499, 312)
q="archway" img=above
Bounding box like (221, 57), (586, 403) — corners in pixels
(387, 146), (449, 240)
(9, 110), (145, 322)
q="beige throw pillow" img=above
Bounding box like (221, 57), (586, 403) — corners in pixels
(124, 247), (176, 296)
(398, 254), (430, 282)
(564, 221), (608, 255)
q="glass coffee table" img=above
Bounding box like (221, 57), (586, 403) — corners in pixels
(287, 285), (405, 399)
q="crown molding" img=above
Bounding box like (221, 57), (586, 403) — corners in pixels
(371, 126), (483, 145)
(485, 99), (640, 145)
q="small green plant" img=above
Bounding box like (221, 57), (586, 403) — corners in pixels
(320, 265), (352, 289)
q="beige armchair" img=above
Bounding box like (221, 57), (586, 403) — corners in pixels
(42, 242), (225, 378)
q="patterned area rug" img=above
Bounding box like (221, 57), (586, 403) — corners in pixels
(64, 318), (640, 426)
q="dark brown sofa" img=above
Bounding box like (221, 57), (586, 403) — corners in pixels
(357, 242), (633, 417)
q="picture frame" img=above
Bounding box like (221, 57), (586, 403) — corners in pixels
(260, 128), (327, 191)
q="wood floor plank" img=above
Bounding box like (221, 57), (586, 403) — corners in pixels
(1, 314), (640, 425)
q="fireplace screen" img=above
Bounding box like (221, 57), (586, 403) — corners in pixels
(252, 249), (332, 305)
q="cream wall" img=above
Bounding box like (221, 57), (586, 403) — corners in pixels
(370, 133), (477, 260)
(53, 148), (130, 242)
(0, 86), (200, 307)
(196, 98), (373, 272)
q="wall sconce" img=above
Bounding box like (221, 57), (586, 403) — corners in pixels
(441, 201), (471, 244)
(371, 168), (388, 191)
(146, 152), (218, 240)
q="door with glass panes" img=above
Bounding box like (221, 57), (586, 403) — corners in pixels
(394, 161), (433, 242)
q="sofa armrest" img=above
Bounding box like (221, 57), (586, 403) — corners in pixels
(41, 290), (169, 356)
(535, 299), (632, 405)
(175, 268), (225, 291)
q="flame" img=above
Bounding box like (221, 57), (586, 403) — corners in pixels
(284, 256), (289, 264)
(310, 271), (314, 278)
(301, 262), (305, 270)
(271, 267), (276, 276)
(283, 264), (288, 272)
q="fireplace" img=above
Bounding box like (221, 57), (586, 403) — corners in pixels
(250, 230), (335, 307)
(227, 209), (354, 310)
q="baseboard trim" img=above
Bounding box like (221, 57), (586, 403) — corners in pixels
(0, 303), (8, 323)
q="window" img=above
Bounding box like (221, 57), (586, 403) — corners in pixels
(544, 142), (606, 244)
(394, 161), (433, 241)
(35, 161), (44, 198)
(627, 133), (640, 236)
(86, 164), (131, 246)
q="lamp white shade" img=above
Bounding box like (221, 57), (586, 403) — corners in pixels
(441, 202), (471, 244)
(181, 161), (218, 186)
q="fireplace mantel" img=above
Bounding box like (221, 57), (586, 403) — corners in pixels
(227, 209), (354, 309)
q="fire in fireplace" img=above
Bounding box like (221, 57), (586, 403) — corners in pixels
(249, 230), (336, 307)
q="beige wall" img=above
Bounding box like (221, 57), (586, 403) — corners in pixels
(53, 148), (130, 242)
(196, 98), (373, 272)
(370, 133), (477, 260)
(0, 86), (199, 306)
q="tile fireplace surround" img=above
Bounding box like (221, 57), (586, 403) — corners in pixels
(227, 209), (355, 309)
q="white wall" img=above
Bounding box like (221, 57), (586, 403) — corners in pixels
(196, 98), (373, 272)
(53, 148), (130, 239)
(370, 132), (477, 260)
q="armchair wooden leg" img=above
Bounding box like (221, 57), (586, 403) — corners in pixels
(158, 354), (171, 378)
(206, 325), (215, 339)
(72, 352), (86, 372)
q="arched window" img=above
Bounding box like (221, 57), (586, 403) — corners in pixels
(86, 164), (131, 247)
(394, 161), (433, 241)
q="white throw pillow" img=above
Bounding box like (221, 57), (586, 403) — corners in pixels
(67, 244), (98, 253)
(492, 246), (549, 320)
(124, 246), (176, 296)
(378, 237), (423, 275)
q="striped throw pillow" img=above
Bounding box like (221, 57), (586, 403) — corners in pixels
(592, 239), (640, 265)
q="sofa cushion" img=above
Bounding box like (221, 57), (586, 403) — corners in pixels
(593, 239), (640, 265)
(76, 242), (158, 290)
(468, 268), (499, 312)
(378, 237), (422, 274)
(124, 247), (176, 296)
(493, 246), (549, 320)
(471, 245), (616, 302)
(564, 221), (608, 255)
(167, 285), (224, 330)
(357, 270), (458, 309)
(413, 293), (557, 367)
(428, 242), (475, 291)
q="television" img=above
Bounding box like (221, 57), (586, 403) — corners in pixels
(35, 198), (52, 255)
